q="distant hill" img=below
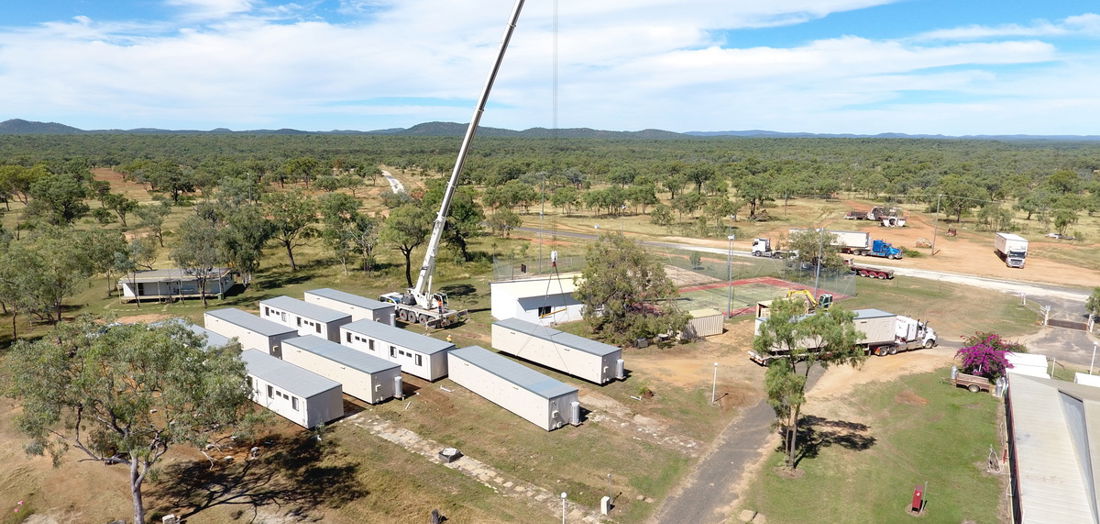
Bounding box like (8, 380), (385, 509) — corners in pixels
(3, 118), (1100, 141)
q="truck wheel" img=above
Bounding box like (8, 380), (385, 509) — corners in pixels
(889, 346), (898, 355)
(968, 385), (980, 393)
(417, 314), (428, 324)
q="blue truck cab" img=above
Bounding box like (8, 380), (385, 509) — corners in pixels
(870, 239), (903, 259)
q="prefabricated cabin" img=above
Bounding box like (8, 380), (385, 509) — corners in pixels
(241, 349), (343, 428)
(491, 317), (623, 385)
(304, 288), (396, 325)
(448, 346), (580, 431)
(340, 319), (455, 381)
(204, 308), (298, 357)
(259, 295), (352, 342)
(489, 274), (583, 326)
(118, 268), (235, 302)
(281, 335), (403, 404)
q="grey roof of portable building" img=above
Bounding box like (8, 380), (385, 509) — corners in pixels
(853, 308), (895, 320)
(494, 317), (619, 357)
(284, 335), (400, 375)
(240, 349), (341, 398)
(156, 318), (232, 350)
(306, 288), (394, 311)
(450, 346), (578, 400)
(1007, 373), (1100, 523)
(260, 295), (351, 323)
(117, 267), (232, 284)
(205, 308), (297, 337)
(342, 319), (454, 355)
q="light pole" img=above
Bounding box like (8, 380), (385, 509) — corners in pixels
(711, 362), (719, 404)
(1092, 343), (1098, 375)
(727, 234), (736, 317)
(561, 492), (568, 524)
(930, 193), (942, 256)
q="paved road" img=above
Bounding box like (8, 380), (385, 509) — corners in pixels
(381, 170), (405, 194)
(653, 367), (824, 524)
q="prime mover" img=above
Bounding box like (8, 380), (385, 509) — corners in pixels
(993, 232), (1028, 268)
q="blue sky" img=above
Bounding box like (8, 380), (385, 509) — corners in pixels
(1, 0), (1098, 134)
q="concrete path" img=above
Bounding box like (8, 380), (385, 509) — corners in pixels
(381, 170), (405, 194)
(344, 411), (603, 523)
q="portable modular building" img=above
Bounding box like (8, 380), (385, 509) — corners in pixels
(685, 308), (724, 339)
(118, 268), (235, 302)
(203, 308), (298, 357)
(304, 288), (396, 325)
(448, 346), (580, 431)
(259, 295), (351, 342)
(241, 349), (343, 428)
(340, 320), (455, 381)
(489, 274), (583, 325)
(491, 317), (623, 384)
(282, 336), (403, 404)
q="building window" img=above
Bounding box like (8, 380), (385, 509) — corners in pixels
(346, 332), (352, 342)
(266, 385), (273, 398)
(369, 339), (375, 351)
(291, 397), (299, 411)
(415, 354), (422, 366)
(315, 323), (322, 334)
(537, 305), (552, 317)
(390, 346), (396, 358)
(297, 317), (302, 327)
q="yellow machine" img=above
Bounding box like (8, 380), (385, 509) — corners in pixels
(755, 290), (833, 321)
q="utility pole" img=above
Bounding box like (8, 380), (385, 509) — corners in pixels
(930, 193), (942, 256)
(727, 234), (736, 317)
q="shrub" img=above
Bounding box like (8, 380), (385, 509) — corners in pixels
(955, 332), (1024, 379)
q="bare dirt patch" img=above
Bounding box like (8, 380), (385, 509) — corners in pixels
(808, 347), (956, 401)
(894, 389), (929, 406)
(92, 168), (152, 201)
(116, 313), (173, 324)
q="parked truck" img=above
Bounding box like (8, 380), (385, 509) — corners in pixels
(751, 238), (786, 258)
(748, 307), (936, 365)
(845, 258), (895, 279)
(994, 232), (1028, 268)
(789, 228), (904, 259)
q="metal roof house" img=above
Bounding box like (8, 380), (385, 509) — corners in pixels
(259, 296), (352, 343)
(118, 268), (235, 303)
(204, 308), (298, 358)
(340, 319), (455, 381)
(304, 288), (396, 326)
(489, 274), (583, 326)
(241, 349), (343, 428)
(491, 317), (623, 385)
(282, 336), (403, 404)
(448, 346), (580, 431)
(1005, 373), (1100, 523)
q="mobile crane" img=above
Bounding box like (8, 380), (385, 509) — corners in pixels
(379, 0), (526, 327)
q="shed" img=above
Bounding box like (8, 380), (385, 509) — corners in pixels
(490, 274), (583, 325)
(491, 317), (623, 384)
(259, 295), (352, 342)
(340, 320), (455, 381)
(1008, 352), (1051, 379)
(304, 288), (396, 326)
(282, 336), (403, 404)
(118, 268), (235, 302)
(448, 346), (580, 431)
(204, 308), (298, 358)
(684, 308), (724, 339)
(1075, 373), (1100, 388)
(241, 349), (343, 428)
(156, 318), (232, 351)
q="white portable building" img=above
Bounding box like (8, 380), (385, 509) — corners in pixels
(118, 268), (235, 302)
(1074, 373), (1100, 388)
(448, 346), (580, 431)
(304, 288), (397, 326)
(489, 274), (583, 326)
(204, 308), (298, 358)
(241, 349), (343, 428)
(491, 317), (623, 385)
(259, 295), (351, 342)
(1007, 352), (1050, 379)
(685, 308), (724, 339)
(282, 336), (403, 404)
(340, 320), (455, 381)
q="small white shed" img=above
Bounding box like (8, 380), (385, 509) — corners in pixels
(241, 349), (344, 428)
(490, 274), (583, 326)
(1007, 352), (1050, 379)
(685, 308), (724, 339)
(448, 346), (580, 431)
(304, 288), (396, 326)
(491, 318), (623, 385)
(1074, 373), (1100, 387)
(340, 320), (455, 381)
(282, 335), (403, 404)
(118, 268), (235, 302)
(259, 295), (351, 342)
(204, 308), (298, 358)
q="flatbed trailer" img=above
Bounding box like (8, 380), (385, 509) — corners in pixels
(846, 259), (895, 279)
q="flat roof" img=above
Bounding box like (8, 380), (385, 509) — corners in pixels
(494, 317), (620, 357)
(260, 295), (350, 323)
(240, 349), (341, 399)
(1076, 373), (1100, 388)
(853, 308), (895, 320)
(998, 232), (1027, 241)
(690, 308), (722, 318)
(306, 288), (394, 311)
(157, 318), (232, 350)
(284, 335), (400, 375)
(205, 308), (297, 338)
(343, 319), (455, 354)
(118, 267), (231, 284)
(490, 274), (579, 298)
(450, 346), (578, 400)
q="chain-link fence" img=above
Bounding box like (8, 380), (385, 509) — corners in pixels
(492, 254), (585, 282)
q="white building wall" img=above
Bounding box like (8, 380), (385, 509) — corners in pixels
(120, 275), (233, 299)
(282, 342), (401, 404)
(247, 374), (342, 428)
(203, 313), (296, 356)
(491, 324), (619, 384)
(448, 354), (576, 431)
(304, 292), (396, 326)
(259, 304), (350, 342)
(490, 288), (583, 326)
(340, 328), (448, 381)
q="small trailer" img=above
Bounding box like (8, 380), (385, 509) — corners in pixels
(204, 308), (298, 357)
(491, 318), (624, 385)
(282, 335), (403, 404)
(259, 295), (352, 342)
(448, 345), (580, 431)
(948, 367), (993, 393)
(749, 308), (936, 365)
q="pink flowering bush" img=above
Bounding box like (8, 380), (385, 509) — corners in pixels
(955, 332), (1023, 379)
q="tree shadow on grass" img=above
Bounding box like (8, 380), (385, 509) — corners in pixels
(790, 415), (876, 468)
(149, 433), (367, 522)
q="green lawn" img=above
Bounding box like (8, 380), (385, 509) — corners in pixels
(739, 369), (1004, 523)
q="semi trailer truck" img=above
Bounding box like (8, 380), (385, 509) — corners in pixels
(994, 232), (1028, 268)
(748, 307), (936, 365)
(789, 229), (904, 259)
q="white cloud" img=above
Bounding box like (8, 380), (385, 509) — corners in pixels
(912, 12), (1100, 41)
(166, 0), (254, 20)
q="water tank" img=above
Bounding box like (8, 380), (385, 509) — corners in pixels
(394, 375), (404, 399)
(616, 359), (626, 380)
(571, 401), (581, 426)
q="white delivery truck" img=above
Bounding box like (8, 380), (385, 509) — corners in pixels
(994, 233), (1028, 268)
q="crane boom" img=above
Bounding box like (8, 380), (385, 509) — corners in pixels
(410, 0), (526, 306)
